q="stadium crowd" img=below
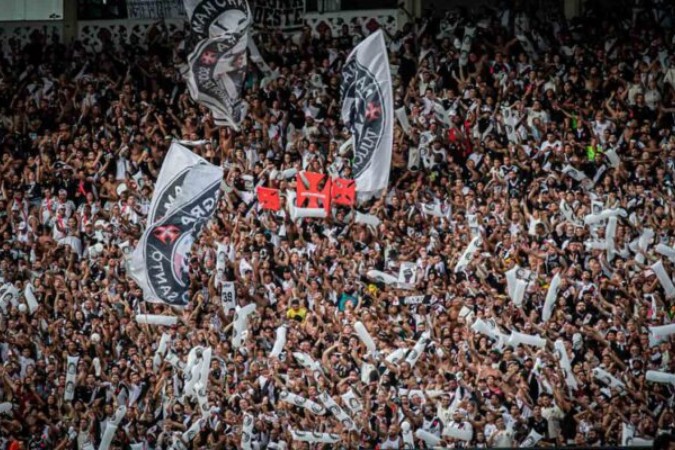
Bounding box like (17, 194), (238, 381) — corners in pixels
(1, 0), (675, 448)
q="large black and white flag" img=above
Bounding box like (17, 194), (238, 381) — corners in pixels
(129, 144), (223, 306)
(184, 31), (249, 129)
(183, 0), (251, 129)
(147, 142), (214, 224)
(183, 0), (252, 38)
(341, 30), (393, 198)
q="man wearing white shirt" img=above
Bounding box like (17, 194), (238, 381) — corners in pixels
(527, 101), (549, 127)
(540, 132), (562, 154)
(488, 417), (513, 447)
(442, 410), (473, 441)
(55, 189), (75, 218)
(591, 111), (614, 139)
(541, 393), (565, 442)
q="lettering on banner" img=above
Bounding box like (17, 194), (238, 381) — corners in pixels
(143, 180), (221, 305)
(252, 0), (306, 31)
(221, 281), (236, 312)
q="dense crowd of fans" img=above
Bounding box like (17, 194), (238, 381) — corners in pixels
(1, 0), (675, 448)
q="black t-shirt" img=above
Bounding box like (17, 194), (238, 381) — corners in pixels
(528, 416), (549, 436)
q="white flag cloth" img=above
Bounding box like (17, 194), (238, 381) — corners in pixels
(621, 423), (634, 447)
(646, 370), (675, 385)
(277, 168), (297, 180)
(184, 32), (249, 129)
(584, 207), (627, 225)
(606, 216), (618, 259)
(221, 281), (236, 312)
(147, 142), (213, 224)
(183, 349), (210, 415)
(405, 331), (431, 368)
(542, 273), (561, 322)
(621, 423), (652, 447)
(341, 389), (363, 415)
(354, 321), (377, 356)
(454, 237), (481, 273)
(153, 333), (171, 372)
(395, 107), (413, 137)
(292, 352), (324, 379)
(516, 33), (538, 60)
(430, 102), (450, 128)
(560, 199), (582, 226)
(354, 212), (381, 227)
(554, 339), (579, 391)
(507, 331), (546, 348)
(232, 304), (256, 349)
(279, 391), (326, 415)
(420, 202), (447, 218)
(458, 26), (476, 66)
(402, 421), (415, 448)
(290, 206), (327, 221)
(366, 270), (399, 285)
(241, 413), (254, 450)
(318, 392), (358, 431)
(605, 148), (620, 167)
(129, 152), (223, 306)
(290, 430), (340, 444)
(506, 265), (529, 307)
(626, 228), (654, 264)
(649, 323), (675, 347)
(24, 283), (38, 314)
(651, 260), (675, 299)
(442, 423), (473, 441)
(182, 0), (251, 39)
(177, 139), (210, 147)
(98, 406), (127, 450)
(269, 325), (287, 359)
(471, 318), (507, 349)
(338, 137), (353, 156)
(520, 429), (544, 447)
(656, 243), (675, 263)
(195, 381), (210, 415)
(198, 347), (212, 392)
(386, 348), (408, 365)
(415, 429), (441, 447)
(341, 30), (394, 198)
(592, 367), (626, 390)
(183, 418), (206, 443)
(135, 314), (178, 326)
(248, 34), (272, 75)
(397, 262), (417, 286)
(0, 283), (20, 313)
(64, 355), (79, 402)
(215, 244), (227, 288)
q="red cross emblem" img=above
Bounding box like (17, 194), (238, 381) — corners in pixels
(331, 178), (355, 207)
(365, 102), (381, 122)
(200, 50), (218, 66)
(296, 171), (332, 213)
(153, 225), (181, 245)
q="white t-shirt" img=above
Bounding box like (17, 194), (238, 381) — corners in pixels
(491, 428), (513, 447)
(542, 404), (564, 439)
(380, 436), (402, 449)
(592, 119), (613, 139)
(540, 139), (562, 153)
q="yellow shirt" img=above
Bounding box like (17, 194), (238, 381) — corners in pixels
(287, 307), (307, 322)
